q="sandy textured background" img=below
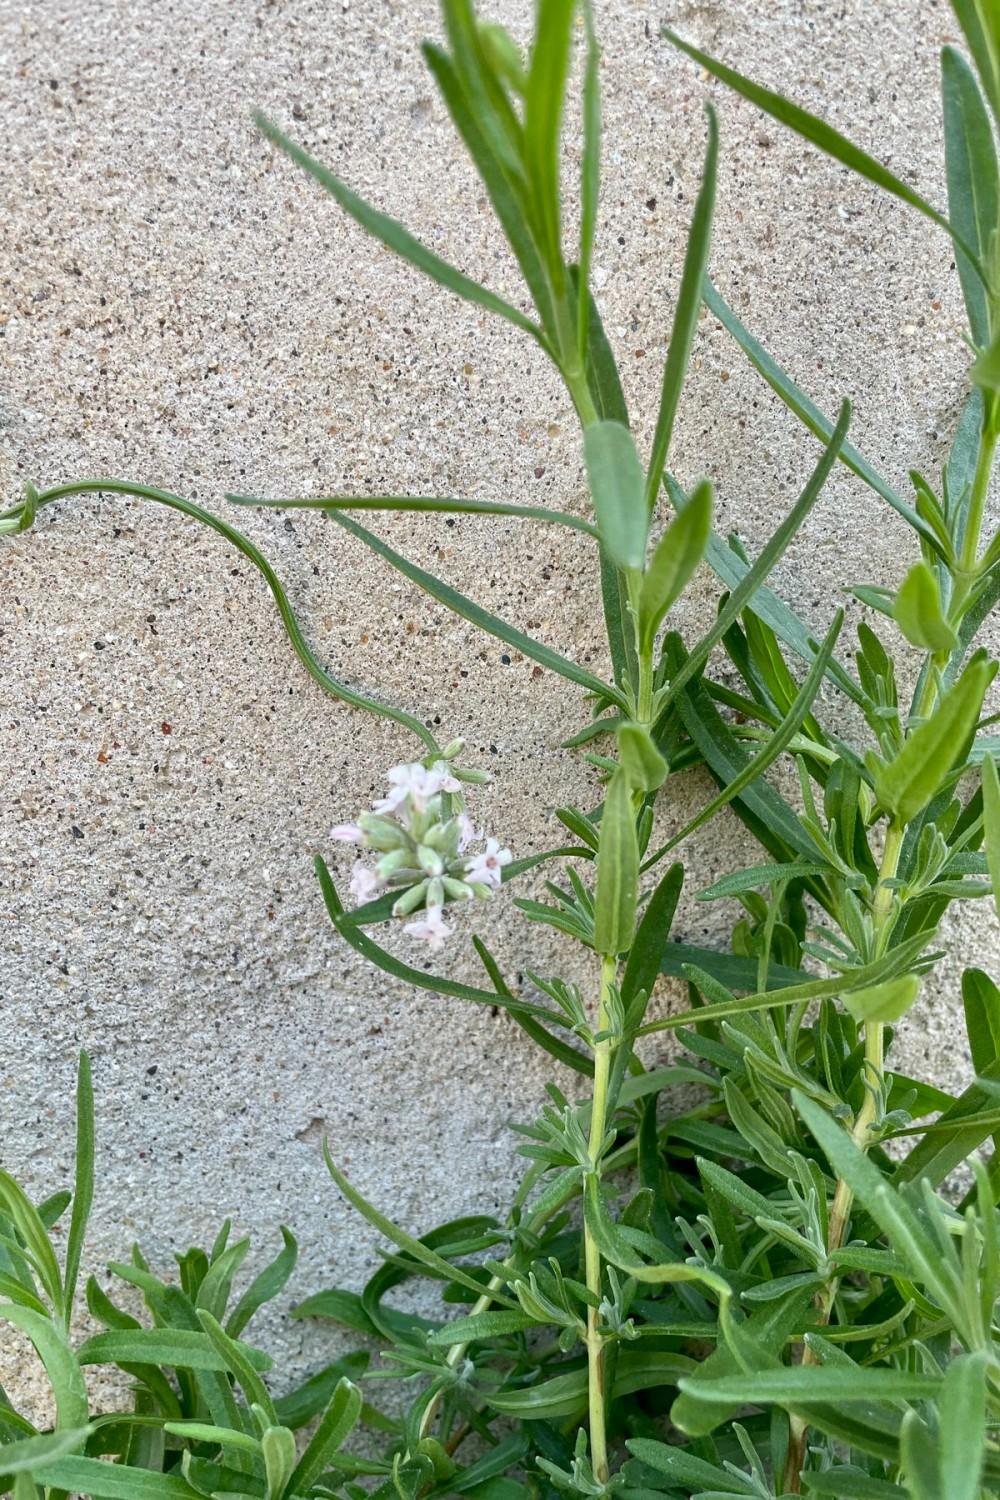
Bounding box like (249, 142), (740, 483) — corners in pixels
(2, 0), (996, 1405)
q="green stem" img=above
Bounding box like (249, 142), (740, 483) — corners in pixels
(950, 422), (998, 623)
(4, 479), (440, 753)
(959, 426), (998, 576)
(563, 366), (599, 431)
(784, 817), (905, 1491)
(584, 954), (616, 1483)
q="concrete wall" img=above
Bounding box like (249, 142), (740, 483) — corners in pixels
(2, 0), (994, 1398)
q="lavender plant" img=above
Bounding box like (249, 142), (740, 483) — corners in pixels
(0, 1057), (366, 1500)
(4, 2), (1000, 1499)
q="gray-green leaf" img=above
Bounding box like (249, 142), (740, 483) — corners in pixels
(843, 973), (921, 1024)
(637, 480), (712, 653)
(594, 768), (639, 955)
(584, 420), (649, 571)
(892, 561), (957, 654)
(875, 657), (994, 823)
(982, 753), (1000, 921)
(617, 721), (669, 791)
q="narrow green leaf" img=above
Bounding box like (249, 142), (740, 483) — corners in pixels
(620, 862), (685, 1008)
(451, 1434), (530, 1494)
(317, 858), (562, 1024)
(843, 973), (921, 1024)
(939, 1353), (988, 1500)
(0, 1426), (91, 1476)
(670, 1288), (814, 1437)
(489, 1352), (697, 1420)
(0, 1305), (88, 1440)
(162, 1421), (262, 1457)
(290, 1287), (376, 1334)
(644, 107), (718, 509)
(702, 283), (926, 540)
(875, 657), (994, 822)
(642, 928), (934, 1035)
(666, 32), (987, 285)
(942, 45), (999, 347)
(255, 113), (544, 344)
(951, 0), (1000, 129)
(421, 36), (555, 337)
(963, 967), (1000, 1071)
(645, 609), (843, 869)
(487, 1367), (586, 1419)
(225, 1226), (297, 1339)
(62, 1052), (94, 1328)
(638, 480), (712, 653)
(660, 402), (851, 713)
(523, 0), (575, 276)
(197, 1309), (276, 1424)
(76, 1327), (271, 1375)
(571, 268), (637, 689)
(981, 754), (1000, 920)
(574, 265), (629, 424)
(626, 1439), (745, 1492)
(324, 1144), (517, 1308)
(895, 1055), (1000, 1186)
(671, 666), (820, 862)
(288, 1377), (363, 1495)
(426, 1310), (540, 1344)
(696, 1158), (776, 1222)
(227, 490), (598, 538)
(31, 1457), (204, 1499)
(583, 1175), (730, 1297)
(617, 721), (668, 791)
(803, 1470), (906, 1499)
(324, 508), (623, 706)
(793, 1091), (957, 1309)
(899, 1411), (940, 1500)
(893, 562), (957, 654)
(0, 1274), (48, 1315)
(696, 860), (833, 900)
(577, 3), (601, 360)
(195, 1237), (250, 1323)
(677, 1366), (939, 1406)
(262, 1424), (297, 1499)
(612, 1348), (698, 1399)
(0, 1176), (63, 1317)
(28, 478), (439, 751)
(584, 420), (649, 570)
(660, 943), (807, 993)
(594, 768), (639, 955)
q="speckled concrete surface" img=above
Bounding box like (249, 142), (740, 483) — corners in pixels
(1, 0), (996, 1413)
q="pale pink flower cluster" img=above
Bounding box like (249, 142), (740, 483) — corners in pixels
(331, 755), (511, 950)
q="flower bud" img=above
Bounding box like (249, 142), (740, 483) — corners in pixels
(422, 821), (451, 851)
(440, 737), (466, 760)
(416, 845), (445, 878)
(375, 848), (416, 881)
(442, 877), (473, 902)
(452, 766), (491, 784)
(358, 813), (410, 851)
(392, 880), (429, 917)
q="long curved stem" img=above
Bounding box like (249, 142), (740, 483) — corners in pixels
(2, 479), (439, 753)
